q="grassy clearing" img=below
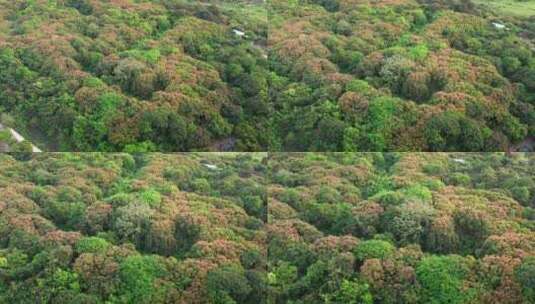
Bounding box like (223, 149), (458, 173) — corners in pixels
(474, 0), (535, 17)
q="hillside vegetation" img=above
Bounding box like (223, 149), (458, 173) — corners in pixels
(0, 152), (533, 303)
(0, 0), (269, 151)
(269, 0), (535, 151)
(0, 0), (534, 151)
(0, 153), (267, 303)
(473, 0), (535, 17)
(268, 153), (535, 303)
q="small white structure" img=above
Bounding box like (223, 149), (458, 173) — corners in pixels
(203, 163), (218, 170)
(233, 29), (245, 37)
(492, 22), (506, 30)
(452, 158), (466, 164)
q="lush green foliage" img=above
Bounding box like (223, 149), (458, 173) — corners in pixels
(268, 153), (535, 303)
(1, 152), (534, 302)
(0, 0), (533, 152)
(0, 153), (267, 303)
(269, 0), (535, 151)
(0, 0), (269, 151)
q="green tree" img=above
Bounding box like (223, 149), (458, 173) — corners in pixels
(353, 240), (395, 262)
(174, 215), (201, 256)
(75, 237), (110, 254)
(322, 279), (373, 304)
(117, 255), (165, 304)
(515, 257), (535, 302)
(416, 255), (474, 304)
(453, 209), (489, 255)
(206, 264), (252, 304)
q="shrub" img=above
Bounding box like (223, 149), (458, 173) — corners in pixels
(138, 189), (161, 207)
(118, 255), (164, 303)
(206, 264), (252, 304)
(515, 257), (535, 302)
(75, 237), (110, 254)
(322, 279), (373, 304)
(416, 255), (474, 304)
(353, 240), (395, 262)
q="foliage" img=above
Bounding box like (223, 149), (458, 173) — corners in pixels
(270, 0), (535, 151)
(0, 153), (267, 303)
(515, 256), (535, 302)
(206, 264), (253, 304)
(0, 0), (533, 152)
(267, 152), (535, 303)
(416, 255), (474, 304)
(353, 240), (395, 261)
(0, 0), (270, 151)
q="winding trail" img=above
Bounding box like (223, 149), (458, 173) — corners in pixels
(0, 123), (42, 152)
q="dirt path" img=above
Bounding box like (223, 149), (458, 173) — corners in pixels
(0, 123), (42, 152)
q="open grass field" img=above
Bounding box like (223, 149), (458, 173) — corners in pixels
(474, 0), (535, 17)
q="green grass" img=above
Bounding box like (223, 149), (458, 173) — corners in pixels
(474, 0), (535, 17)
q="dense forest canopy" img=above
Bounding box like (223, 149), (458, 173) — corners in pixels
(0, 0), (269, 152)
(0, 152), (533, 303)
(0, 153), (267, 303)
(267, 152), (535, 303)
(269, 0), (535, 151)
(0, 0), (533, 152)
